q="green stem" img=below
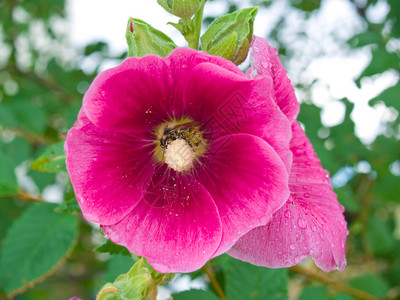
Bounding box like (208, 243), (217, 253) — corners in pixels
(201, 266), (226, 300)
(289, 265), (380, 300)
(186, 1), (205, 49)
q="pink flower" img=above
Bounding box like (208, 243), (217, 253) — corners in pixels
(65, 36), (347, 273)
(227, 37), (347, 272)
(65, 47), (292, 272)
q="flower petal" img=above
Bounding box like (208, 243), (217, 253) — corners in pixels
(65, 110), (155, 225)
(103, 165), (222, 273)
(228, 122), (347, 272)
(195, 134), (290, 257)
(184, 62), (293, 171)
(248, 36), (300, 124)
(82, 55), (174, 136)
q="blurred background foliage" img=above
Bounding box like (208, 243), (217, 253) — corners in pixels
(0, 0), (399, 299)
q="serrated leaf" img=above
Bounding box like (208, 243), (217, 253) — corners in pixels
(0, 203), (79, 296)
(173, 290), (220, 300)
(96, 240), (131, 256)
(30, 142), (66, 173)
(225, 259), (288, 300)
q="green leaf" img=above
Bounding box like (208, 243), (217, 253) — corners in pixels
(0, 150), (19, 197)
(369, 215), (395, 255)
(55, 182), (81, 213)
(126, 18), (177, 57)
(173, 290), (220, 300)
(349, 274), (390, 298)
(369, 83), (400, 110)
(201, 7), (258, 65)
(347, 31), (383, 48)
(331, 293), (355, 300)
(0, 203), (79, 297)
(357, 48), (400, 85)
(225, 259), (288, 300)
(289, 0), (321, 11)
(5, 97), (47, 133)
(30, 142), (66, 173)
(96, 240), (131, 256)
(298, 285), (328, 300)
(106, 254), (134, 283)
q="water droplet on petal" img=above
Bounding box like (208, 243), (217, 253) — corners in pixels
(290, 244), (295, 250)
(100, 227), (108, 239)
(261, 61), (269, 69)
(311, 225), (317, 232)
(298, 218), (307, 229)
(324, 169), (330, 177)
(284, 210), (293, 219)
(304, 192), (310, 198)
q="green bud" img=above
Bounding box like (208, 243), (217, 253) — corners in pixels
(126, 18), (177, 57)
(157, 0), (204, 21)
(96, 258), (174, 300)
(201, 7), (258, 65)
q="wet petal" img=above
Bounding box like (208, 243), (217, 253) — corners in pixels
(65, 110), (155, 225)
(103, 165), (222, 273)
(195, 133), (290, 257)
(247, 36), (300, 124)
(184, 62), (293, 171)
(82, 55), (173, 136)
(228, 122), (347, 272)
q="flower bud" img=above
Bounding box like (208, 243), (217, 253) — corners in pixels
(201, 7), (258, 65)
(126, 18), (177, 57)
(157, 0), (204, 20)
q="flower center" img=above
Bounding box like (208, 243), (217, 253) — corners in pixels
(154, 119), (206, 172)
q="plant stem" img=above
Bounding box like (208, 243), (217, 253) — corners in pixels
(186, 1), (205, 49)
(0, 190), (44, 202)
(289, 265), (380, 300)
(201, 266), (226, 300)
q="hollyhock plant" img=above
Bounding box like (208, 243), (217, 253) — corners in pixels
(65, 35), (347, 273)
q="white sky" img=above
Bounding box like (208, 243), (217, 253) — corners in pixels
(67, 0), (398, 144)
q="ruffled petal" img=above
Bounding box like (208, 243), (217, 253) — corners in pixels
(184, 62), (293, 171)
(82, 55), (174, 136)
(247, 36), (300, 124)
(228, 122), (347, 272)
(65, 110), (155, 225)
(103, 165), (222, 273)
(195, 134), (290, 257)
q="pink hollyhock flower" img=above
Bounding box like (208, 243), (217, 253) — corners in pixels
(65, 36), (347, 273)
(65, 47), (292, 272)
(227, 37), (347, 272)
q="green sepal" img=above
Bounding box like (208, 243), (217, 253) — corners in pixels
(126, 18), (177, 57)
(97, 257), (175, 300)
(157, 0), (204, 21)
(201, 7), (258, 65)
